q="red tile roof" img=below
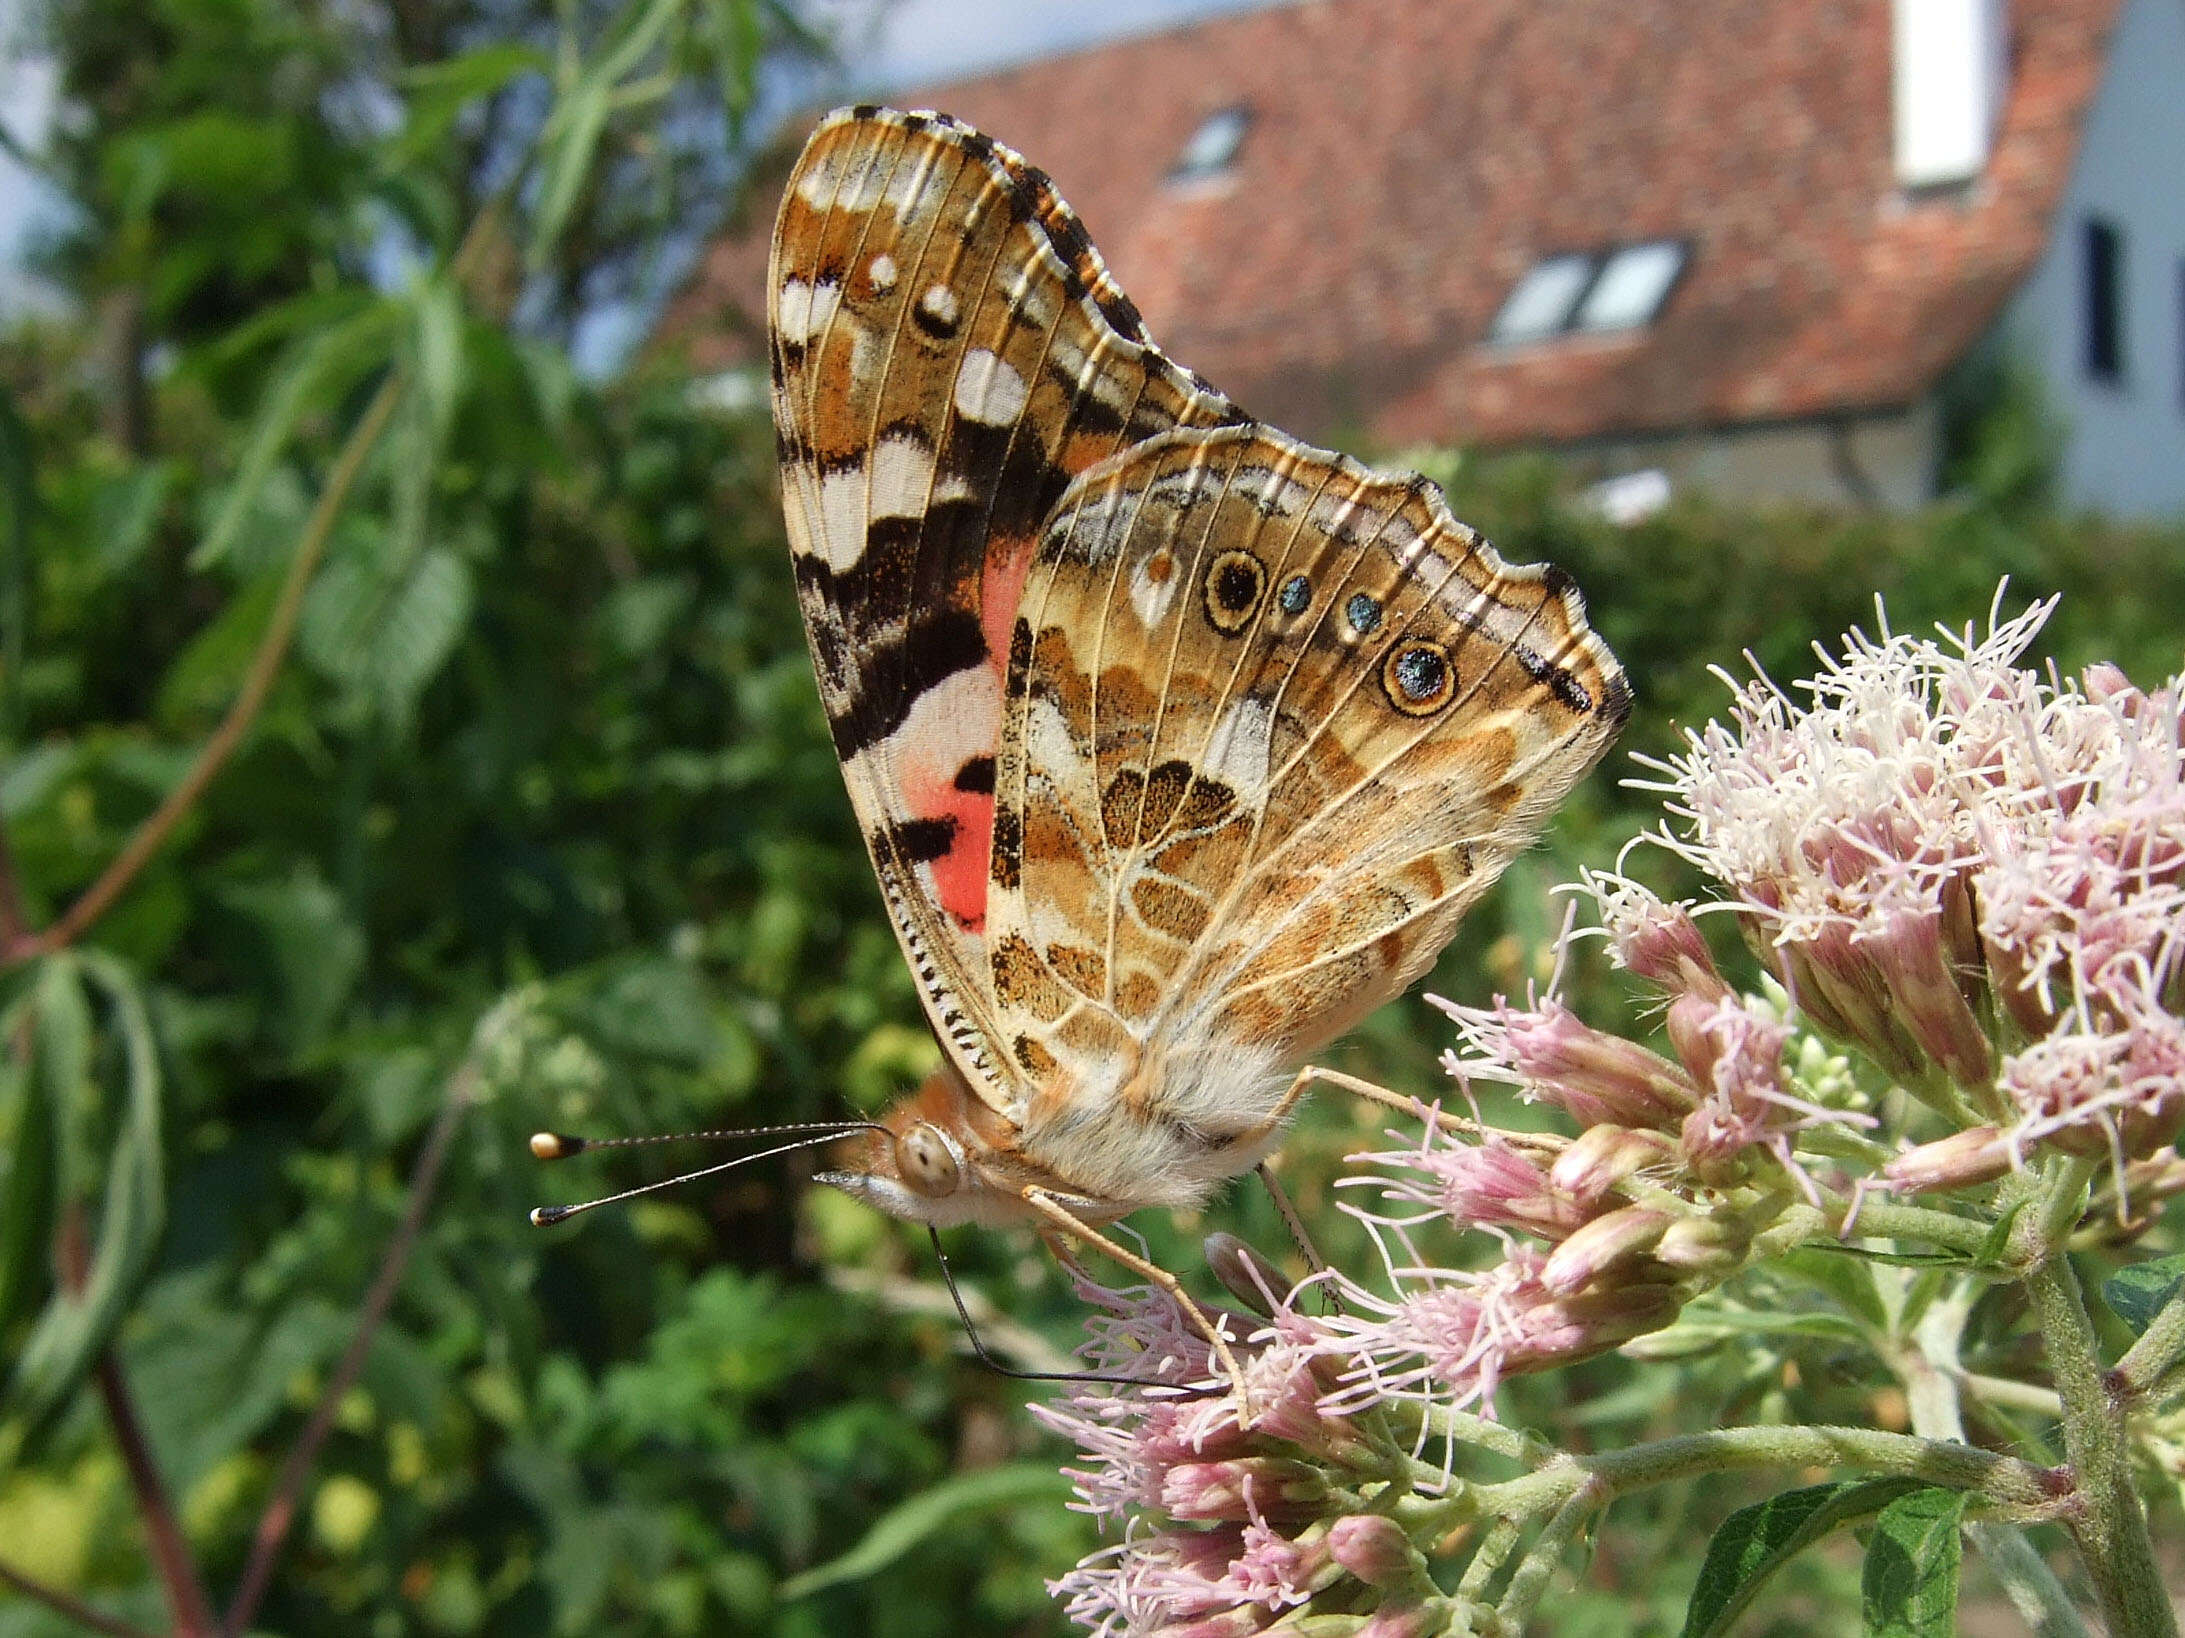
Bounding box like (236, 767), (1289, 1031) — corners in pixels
(667, 0), (2121, 449)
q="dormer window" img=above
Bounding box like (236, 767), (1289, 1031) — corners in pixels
(1489, 254), (1595, 343)
(1172, 105), (1251, 181)
(1575, 242), (1687, 331)
(1488, 241), (1688, 345)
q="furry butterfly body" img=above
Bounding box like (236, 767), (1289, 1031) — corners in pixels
(769, 107), (1628, 1230)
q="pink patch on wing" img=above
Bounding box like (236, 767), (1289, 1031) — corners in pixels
(980, 536), (1036, 679)
(904, 771), (994, 933)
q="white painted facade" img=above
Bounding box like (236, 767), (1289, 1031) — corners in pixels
(1997, 0), (2185, 518)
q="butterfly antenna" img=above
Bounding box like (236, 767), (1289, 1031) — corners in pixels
(925, 1228), (1220, 1395)
(528, 1123), (885, 1226)
(529, 1119), (879, 1160)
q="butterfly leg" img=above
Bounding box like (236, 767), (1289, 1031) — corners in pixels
(1018, 1187), (1253, 1420)
(1282, 1064), (1564, 1157)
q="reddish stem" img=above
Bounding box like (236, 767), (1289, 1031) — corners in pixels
(222, 1056), (478, 1637)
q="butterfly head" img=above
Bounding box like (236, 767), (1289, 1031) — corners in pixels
(817, 1062), (1064, 1228)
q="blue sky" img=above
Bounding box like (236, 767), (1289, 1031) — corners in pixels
(810, 0), (1276, 88)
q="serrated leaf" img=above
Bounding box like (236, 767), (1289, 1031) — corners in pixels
(7, 952), (166, 1431)
(1861, 1487), (1965, 1637)
(2104, 1253), (2185, 1336)
(1682, 1478), (1926, 1638)
(299, 538), (474, 727)
(779, 1464), (1073, 1599)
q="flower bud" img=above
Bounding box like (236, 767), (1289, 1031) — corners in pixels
(2082, 661), (2142, 709)
(1503, 999), (1699, 1130)
(1859, 902), (1994, 1091)
(1883, 1126), (2016, 1194)
(1603, 886), (1731, 1000)
(1651, 1212), (1753, 1275)
(1548, 1125), (1675, 1208)
(1540, 1207), (1673, 1295)
(1325, 1514), (1424, 1590)
(1162, 1458), (1328, 1523)
(1435, 1139), (1593, 1237)
(1154, 1609), (1270, 1638)
(1204, 1233), (1288, 1318)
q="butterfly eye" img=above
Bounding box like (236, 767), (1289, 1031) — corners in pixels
(1203, 549), (1266, 634)
(898, 1123), (962, 1197)
(1383, 639), (1457, 715)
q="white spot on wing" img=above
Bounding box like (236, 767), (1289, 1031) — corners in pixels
(843, 666), (1003, 801)
(1199, 698), (1274, 800)
(868, 253), (898, 293)
(869, 433), (936, 521)
(776, 277), (842, 346)
(817, 466), (868, 571)
(1128, 551), (1180, 628)
(954, 349), (1029, 426)
(919, 284), (959, 330)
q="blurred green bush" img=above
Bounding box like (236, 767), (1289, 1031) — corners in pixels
(0, 4), (2180, 1635)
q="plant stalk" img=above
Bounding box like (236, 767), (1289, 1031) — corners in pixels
(2024, 1253), (2176, 1637)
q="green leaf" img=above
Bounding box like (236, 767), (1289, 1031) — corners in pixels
(412, 276), (468, 439)
(299, 537), (474, 727)
(0, 994), (56, 1334)
(530, 80), (609, 266)
(193, 301), (401, 570)
(1861, 1487), (1965, 1637)
(2103, 1253), (2185, 1336)
(779, 1464), (1074, 1599)
(1682, 1478), (1926, 1638)
(395, 43), (550, 163)
(7, 952), (166, 1431)
(215, 866), (367, 1059)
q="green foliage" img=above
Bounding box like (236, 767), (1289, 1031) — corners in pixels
(1860, 1488), (1967, 1638)
(1681, 1479), (1925, 1638)
(2105, 1254), (2185, 1337)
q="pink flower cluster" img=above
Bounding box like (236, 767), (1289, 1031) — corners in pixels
(1037, 1274), (1457, 1637)
(1635, 594), (2184, 1176)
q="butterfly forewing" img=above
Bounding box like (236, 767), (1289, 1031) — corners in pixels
(770, 108), (1240, 1108)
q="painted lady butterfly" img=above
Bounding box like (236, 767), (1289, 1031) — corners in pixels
(770, 107), (1628, 1251)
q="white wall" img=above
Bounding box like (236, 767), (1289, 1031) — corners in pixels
(2002, 0), (2185, 519)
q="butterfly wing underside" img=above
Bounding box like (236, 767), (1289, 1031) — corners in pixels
(768, 108), (1241, 1105)
(982, 426), (1631, 1170)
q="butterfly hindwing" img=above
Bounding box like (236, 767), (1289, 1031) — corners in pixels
(769, 107), (1240, 1103)
(984, 425), (1630, 1158)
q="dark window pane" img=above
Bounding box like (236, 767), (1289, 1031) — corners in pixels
(2083, 218), (2123, 382)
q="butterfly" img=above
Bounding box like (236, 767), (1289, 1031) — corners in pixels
(769, 106), (1628, 1256)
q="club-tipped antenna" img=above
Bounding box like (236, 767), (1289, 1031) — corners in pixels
(528, 1123), (886, 1226)
(529, 1119), (880, 1161)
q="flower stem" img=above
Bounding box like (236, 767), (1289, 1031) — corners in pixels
(1432, 1422), (2054, 1537)
(2022, 1253), (2176, 1638)
(2113, 1282), (2185, 1400)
